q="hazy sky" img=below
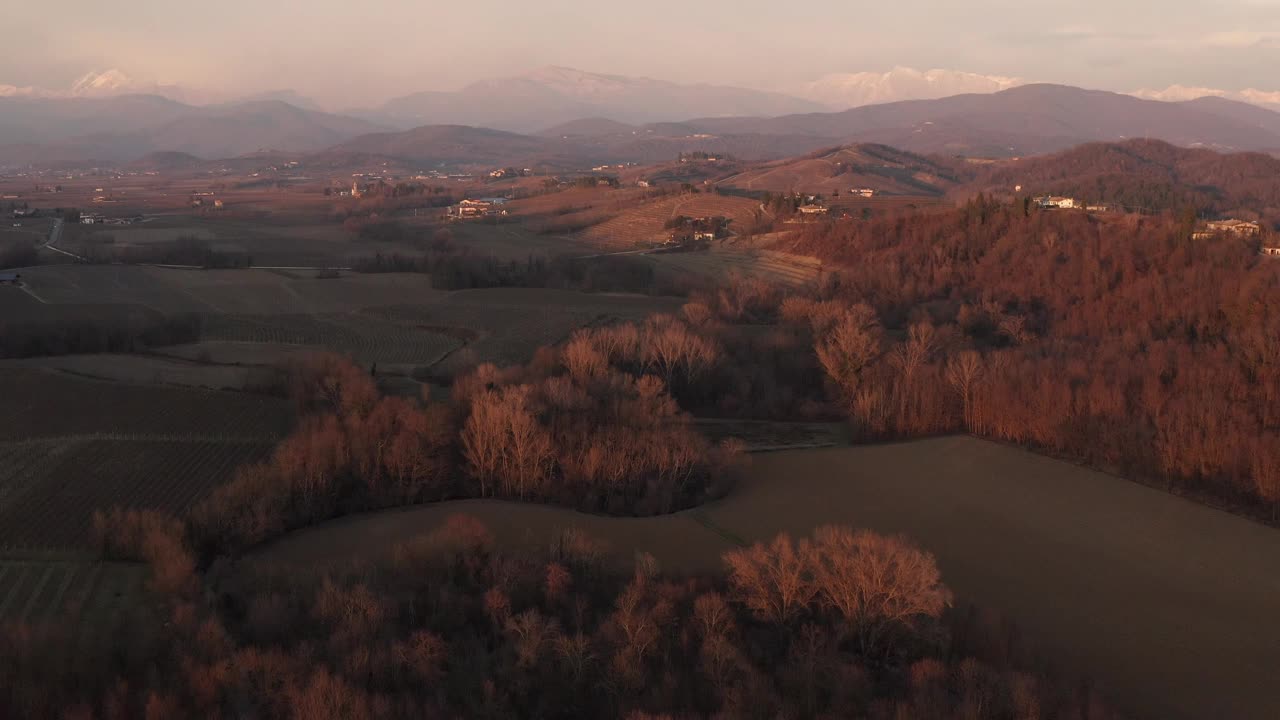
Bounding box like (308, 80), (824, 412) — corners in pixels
(5, 0), (1279, 107)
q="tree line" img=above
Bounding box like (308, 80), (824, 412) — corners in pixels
(2, 510), (1126, 719)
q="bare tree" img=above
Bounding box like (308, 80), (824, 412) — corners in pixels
(946, 351), (985, 431)
(805, 526), (952, 656)
(723, 532), (815, 624)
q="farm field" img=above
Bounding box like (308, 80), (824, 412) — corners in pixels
(0, 438), (272, 551)
(0, 354), (281, 392)
(194, 312), (463, 365)
(0, 558), (150, 639)
(642, 247), (823, 287)
(13, 266), (446, 315)
(0, 370), (289, 553)
(249, 435), (1280, 720)
(0, 369), (291, 442)
(446, 223), (594, 259)
(578, 193), (762, 250)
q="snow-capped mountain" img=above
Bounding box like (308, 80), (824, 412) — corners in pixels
(366, 66), (827, 133)
(1132, 85), (1280, 112)
(799, 67), (1024, 109)
(69, 69), (190, 101)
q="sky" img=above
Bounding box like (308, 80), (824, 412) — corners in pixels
(3, 0), (1279, 108)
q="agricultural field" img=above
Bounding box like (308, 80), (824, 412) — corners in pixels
(12, 265), (445, 315)
(193, 312), (463, 365)
(642, 246), (824, 288)
(0, 370), (289, 554)
(446, 222), (595, 259)
(360, 287), (683, 375)
(0, 369), (291, 442)
(249, 435), (1280, 720)
(577, 193), (763, 250)
(0, 558), (150, 638)
(0, 438), (272, 551)
(0, 354), (281, 392)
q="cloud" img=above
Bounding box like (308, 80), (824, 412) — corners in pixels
(1131, 84), (1280, 109)
(1200, 31), (1280, 48)
(799, 67), (1023, 109)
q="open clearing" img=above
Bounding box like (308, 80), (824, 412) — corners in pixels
(250, 435), (1280, 720)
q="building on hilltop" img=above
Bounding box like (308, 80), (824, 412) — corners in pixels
(1037, 196), (1078, 210)
(1193, 219), (1262, 240)
(453, 197), (509, 219)
(1261, 242), (1280, 258)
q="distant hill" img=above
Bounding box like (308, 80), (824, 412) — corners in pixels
(309, 122), (837, 171)
(684, 85), (1280, 156)
(126, 151), (207, 172)
(0, 96), (386, 166)
(310, 125), (567, 169)
(717, 144), (965, 196)
(537, 117), (639, 137)
(966, 138), (1280, 216)
(363, 66), (827, 133)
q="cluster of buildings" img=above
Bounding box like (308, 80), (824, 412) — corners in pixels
(450, 197), (509, 219)
(1192, 219), (1262, 239)
(79, 213), (138, 225)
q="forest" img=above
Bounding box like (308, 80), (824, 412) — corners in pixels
(3, 509), (1126, 719)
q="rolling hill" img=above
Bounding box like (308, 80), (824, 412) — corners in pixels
(966, 138), (1280, 217)
(716, 144), (965, 195)
(0, 96), (386, 165)
(683, 84), (1280, 156)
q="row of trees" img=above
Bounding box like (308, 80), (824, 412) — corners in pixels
(3, 511), (1124, 719)
(187, 351), (739, 558)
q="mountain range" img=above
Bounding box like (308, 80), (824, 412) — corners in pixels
(4, 81), (1280, 169)
(359, 66), (829, 133)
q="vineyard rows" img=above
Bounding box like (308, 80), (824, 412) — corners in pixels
(0, 369), (291, 442)
(0, 558), (150, 650)
(198, 312), (462, 364)
(0, 438), (273, 551)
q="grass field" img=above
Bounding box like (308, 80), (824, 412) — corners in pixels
(248, 435), (1280, 720)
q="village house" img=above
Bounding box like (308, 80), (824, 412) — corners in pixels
(1192, 219), (1262, 240)
(1037, 196), (1078, 210)
(454, 198), (508, 218)
(852, 187), (876, 198)
(798, 205), (829, 217)
(80, 213), (104, 224)
(1260, 242), (1280, 258)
